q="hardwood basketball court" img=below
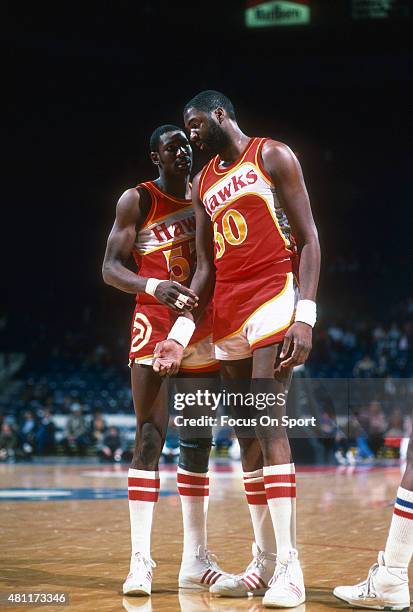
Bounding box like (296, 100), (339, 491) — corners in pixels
(0, 462), (409, 611)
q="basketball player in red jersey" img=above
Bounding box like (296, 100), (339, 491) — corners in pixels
(102, 124), (230, 597)
(153, 92), (321, 608)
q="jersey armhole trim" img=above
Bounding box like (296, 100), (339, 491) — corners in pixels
(137, 182), (157, 229)
(198, 157), (216, 202)
(255, 138), (274, 185)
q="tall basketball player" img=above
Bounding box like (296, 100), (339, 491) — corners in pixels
(102, 125), (230, 596)
(153, 92), (321, 608)
(333, 441), (413, 609)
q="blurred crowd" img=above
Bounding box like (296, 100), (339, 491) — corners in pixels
(0, 277), (412, 464)
(0, 403), (132, 463)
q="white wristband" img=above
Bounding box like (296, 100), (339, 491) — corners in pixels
(167, 316), (195, 349)
(295, 299), (317, 327)
(145, 278), (162, 297)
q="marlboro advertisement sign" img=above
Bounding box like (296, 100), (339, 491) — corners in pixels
(245, 0), (311, 27)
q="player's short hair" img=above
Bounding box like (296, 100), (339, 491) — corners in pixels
(184, 90), (236, 120)
(150, 124), (184, 152)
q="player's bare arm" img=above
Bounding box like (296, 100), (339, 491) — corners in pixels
(262, 140), (321, 369)
(185, 172), (216, 318)
(153, 172), (215, 375)
(102, 188), (198, 313)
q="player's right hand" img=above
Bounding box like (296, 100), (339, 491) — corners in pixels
(153, 339), (184, 376)
(154, 281), (199, 313)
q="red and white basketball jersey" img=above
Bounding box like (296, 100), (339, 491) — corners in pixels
(198, 137), (297, 282)
(133, 181), (196, 305)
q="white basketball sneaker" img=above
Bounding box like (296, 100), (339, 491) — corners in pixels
(210, 542), (276, 597)
(123, 552), (156, 596)
(333, 551), (410, 610)
(179, 545), (231, 590)
(262, 548), (305, 608)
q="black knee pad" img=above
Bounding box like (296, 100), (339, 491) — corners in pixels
(178, 438), (213, 473)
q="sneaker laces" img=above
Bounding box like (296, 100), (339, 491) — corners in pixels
(268, 559), (289, 587)
(197, 546), (236, 578)
(132, 552), (157, 572)
(356, 562), (379, 599)
(231, 546), (276, 582)
(246, 547), (269, 573)
(197, 547), (222, 572)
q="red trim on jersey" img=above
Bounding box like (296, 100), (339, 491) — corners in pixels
(128, 490), (159, 502)
(137, 181), (157, 229)
(198, 157), (215, 202)
(212, 137), (256, 175)
(255, 138), (274, 184)
(149, 180), (192, 205)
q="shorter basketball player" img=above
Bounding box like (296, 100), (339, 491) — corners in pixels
(102, 124), (229, 596)
(333, 439), (413, 610)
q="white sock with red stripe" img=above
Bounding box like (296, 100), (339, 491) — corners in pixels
(263, 463), (296, 562)
(243, 469), (276, 554)
(177, 467), (209, 572)
(384, 486), (413, 567)
(128, 468), (159, 566)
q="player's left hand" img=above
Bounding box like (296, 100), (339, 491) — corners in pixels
(153, 339), (184, 376)
(276, 322), (312, 371)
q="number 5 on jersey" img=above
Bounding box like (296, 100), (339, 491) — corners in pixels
(163, 243), (195, 282)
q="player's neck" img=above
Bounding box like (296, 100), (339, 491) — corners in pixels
(155, 175), (190, 200)
(218, 126), (250, 165)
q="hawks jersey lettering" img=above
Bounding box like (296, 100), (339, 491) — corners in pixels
(198, 137), (297, 282)
(133, 181), (196, 305)
(131, 180), (213, 349)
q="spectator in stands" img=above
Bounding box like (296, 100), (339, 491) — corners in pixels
(0, 421), (18, 462)
(63, 402), (89, 456)
(35, 408), (56, 455)
(90, 413), (107, 453)
(18, 410), (37, 458)
(386, 407), (404, 438)
(99, 425), (123, 462)
(367, 400), (387, 456)
(353, 354), (377, 377)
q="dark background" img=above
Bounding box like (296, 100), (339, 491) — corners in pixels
(3, 0), (412, 359)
